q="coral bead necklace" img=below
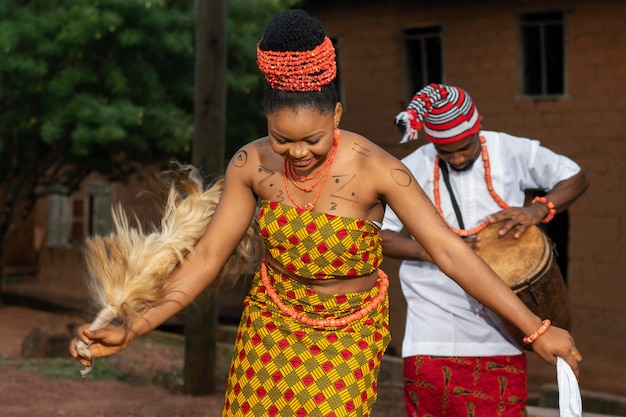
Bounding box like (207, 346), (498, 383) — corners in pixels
(433, 135), (510, 237)
(283, 129), (340, 211)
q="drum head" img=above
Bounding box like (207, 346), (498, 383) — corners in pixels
(475, 223), (551, 289)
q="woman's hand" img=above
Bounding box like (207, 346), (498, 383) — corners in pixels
(530, 326), (583, 379)
(69, 322), (134, 367)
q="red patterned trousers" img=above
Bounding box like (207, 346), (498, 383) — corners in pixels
(403, 354), (528, 417)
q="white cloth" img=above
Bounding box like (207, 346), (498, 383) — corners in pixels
(557, 357), (582, 417)
(382, 130), (582, 358)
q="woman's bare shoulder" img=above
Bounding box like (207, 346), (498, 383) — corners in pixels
(227, 137), (275, 170)
(225, 137), (285, 201)
(336, 130), (415, 209)
(339, 130), (407, 173)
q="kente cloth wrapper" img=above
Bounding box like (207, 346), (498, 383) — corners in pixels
(403, 354), (528, 417)
(258, 200), (383, 279)
(222, 202), (390, 416)
(557, 357), (582, 417)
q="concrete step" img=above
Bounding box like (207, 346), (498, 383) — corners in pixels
(537, 384), (626, 416)
(527, 405), (624, 417)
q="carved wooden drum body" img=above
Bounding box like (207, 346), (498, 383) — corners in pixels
(475, 223), (571, 331)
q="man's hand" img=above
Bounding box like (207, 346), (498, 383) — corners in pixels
(461, 235), (481, 251)
(487, 205), (547, 238)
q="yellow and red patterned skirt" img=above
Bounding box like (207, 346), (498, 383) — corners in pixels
(222, 263), (390, 417)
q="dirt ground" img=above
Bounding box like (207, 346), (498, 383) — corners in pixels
(0, 305), (404, 417)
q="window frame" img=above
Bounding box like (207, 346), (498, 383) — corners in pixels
(45, 180), (113, 248)
(518, 11), (567, 100)
(402, 25), (444, 101)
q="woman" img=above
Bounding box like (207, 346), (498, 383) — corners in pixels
(71, 9), (581, 417)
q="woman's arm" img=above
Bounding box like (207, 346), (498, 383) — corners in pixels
(380, 230), (433, 262)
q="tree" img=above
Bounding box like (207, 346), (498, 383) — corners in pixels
(0, 0), (195, 286)
(224, 0), (303, 155)
(183, 0), (227, 395)
(183, 0), (301, 395)
(184, 0), (295, 395)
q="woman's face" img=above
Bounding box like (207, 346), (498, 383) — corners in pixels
(267, 103), (342, 174)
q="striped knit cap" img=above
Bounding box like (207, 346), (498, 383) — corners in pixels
(395, 84), (480, 144)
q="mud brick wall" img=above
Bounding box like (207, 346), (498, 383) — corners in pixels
(306, 0), (626, 397)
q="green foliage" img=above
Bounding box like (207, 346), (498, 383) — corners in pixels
(0, 0), (197, 260)
(0, 0), (302, 186)
(225, 0), (302, 156)
(0, 0), (301, 257)
(0, 0), (195, 188)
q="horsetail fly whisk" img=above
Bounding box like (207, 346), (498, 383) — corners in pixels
(76, 163), (262, 377)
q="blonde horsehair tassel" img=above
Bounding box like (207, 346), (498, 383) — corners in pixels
(77, 162), (263, 377)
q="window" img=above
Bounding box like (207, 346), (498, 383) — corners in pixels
(87, 181), (113, 237)
(403, 26), (443, 98)
(46, 186), (71, 248)
(71, 197), (86, 241)
(520, 11), (565, 97)
(46, 181), (112, 248)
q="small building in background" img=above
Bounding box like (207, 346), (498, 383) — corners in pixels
(304, 0), (626, 399)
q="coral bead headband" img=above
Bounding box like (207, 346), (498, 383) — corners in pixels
(256, 36), (337, 92)
(395, 83), (480, 145)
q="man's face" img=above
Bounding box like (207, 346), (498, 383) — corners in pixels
(434, 133), (481, 172)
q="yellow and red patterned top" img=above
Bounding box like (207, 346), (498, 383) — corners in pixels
(258, 200), (382, 279)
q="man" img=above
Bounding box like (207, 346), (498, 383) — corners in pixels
(381, 83), (589, 417)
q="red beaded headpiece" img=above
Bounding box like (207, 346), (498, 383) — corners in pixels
(256, 36), (337, 92)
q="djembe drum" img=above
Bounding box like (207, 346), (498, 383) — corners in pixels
(475, 223), (571, 334)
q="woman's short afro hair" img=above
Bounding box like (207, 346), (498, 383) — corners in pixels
(258, 9), (326, 53)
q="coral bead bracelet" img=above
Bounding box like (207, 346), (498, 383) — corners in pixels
(531, 196), (556, 223)
(522, 319), (552, 344)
